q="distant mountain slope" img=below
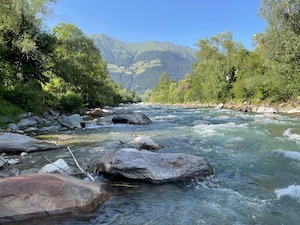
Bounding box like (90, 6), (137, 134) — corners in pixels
(90, 34), (197, 94)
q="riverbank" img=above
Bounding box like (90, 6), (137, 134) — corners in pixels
(144, 100), (300, 114)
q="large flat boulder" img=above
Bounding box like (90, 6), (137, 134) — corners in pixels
(97, 148), (214, 183)
(112, 112), (152, 125)
(0, 174), (109, 224)
(0, 133), (60, 153)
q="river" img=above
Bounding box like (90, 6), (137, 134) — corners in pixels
(11, 104), (300, 224)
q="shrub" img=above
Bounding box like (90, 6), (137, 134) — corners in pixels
(59, 90), (83, 112)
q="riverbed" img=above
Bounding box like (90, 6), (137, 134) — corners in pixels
(5, 104), (300, 225)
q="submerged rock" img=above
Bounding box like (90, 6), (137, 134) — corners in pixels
(0, 133), (60, 153)
(0, 174), (109, 223)
(129, 136), (161, 150)
(112, 112), (152, 125)
(97, 148), (214, 183)
(57, 114), (84, 129)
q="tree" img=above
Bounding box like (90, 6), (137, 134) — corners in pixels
(150, 72), (171, 103)
(0, 0), (57, 85)
(188, 31), (244, 102)
(0, 0), (57, 113)
(260, 0), (300, 100)
(49, 23), (120, 107)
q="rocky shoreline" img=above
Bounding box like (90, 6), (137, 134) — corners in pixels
(146, 100), (300, 114)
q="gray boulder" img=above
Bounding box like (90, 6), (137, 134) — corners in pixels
(43, 108), (60, 120)
(7, 123), (19, 132)
(0, 133), (60, 153)
(0, 174), (110, 223)
(112, 112), (152, 125)
(57, 114), (84, 129)
(97, 148), (214, 183)
(17, 118), (37, 129)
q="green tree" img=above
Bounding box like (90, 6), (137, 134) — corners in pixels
(150, 72), (171, 103)
(188, 31), (244, 102)
(49, 23), (120, 108)
(260, 0), (300, 100)
(0, 0), (57, 114)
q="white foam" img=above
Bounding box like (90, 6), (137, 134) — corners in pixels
(154, 115), (176, 120)
(273, 149), (300, 161)
(193, 122), (248, 137)
(283, 129), (300, 144)
(275, 185), (300, 200)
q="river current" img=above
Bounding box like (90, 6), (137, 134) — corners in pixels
(15, 104), (300, 224)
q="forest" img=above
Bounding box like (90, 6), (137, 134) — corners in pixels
(0, 0), (137, 118)
(150, 0), (300, 105)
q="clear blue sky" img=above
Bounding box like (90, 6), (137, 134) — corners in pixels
(47, 0), (266, 50)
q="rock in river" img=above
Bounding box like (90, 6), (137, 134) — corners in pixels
(0, 133), (60, 153)
(97, 148), (214, 183)
(38, 158), (74, 175)
(0, 174), (109, 224)
(129, 136), (161, 150)
(112, 112), (152, 125)
(57, 114), (84, 129)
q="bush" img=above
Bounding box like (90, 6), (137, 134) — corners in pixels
(59, 90), (83, 112)
(2, 82), (45, 114)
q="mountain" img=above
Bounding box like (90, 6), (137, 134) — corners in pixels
(90, 34), (197, 94)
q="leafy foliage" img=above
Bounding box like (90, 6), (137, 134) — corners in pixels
(0, 1), (135, 116)
(150, 1), (300, 105)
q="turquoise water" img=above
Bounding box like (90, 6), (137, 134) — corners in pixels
(20, 105), (300, 224)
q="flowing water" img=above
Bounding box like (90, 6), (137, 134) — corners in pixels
(8, 104), (300, 225)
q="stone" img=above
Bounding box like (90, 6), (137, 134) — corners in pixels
(18, 112), (32, 120)
(97, 148), (214, 183)
(129, 136), (161, 150)
(43, 108), (61, 120)
(0, 174), (109, 223)
(39, 124), (62, 132)
(1, 116), (12, 124)
(256, 106), (278, 113)
(7, 123), (19, 132)
(112, 112), (152, 125)
(20, 152), (29, 157)
(0, 156), (6, 168)
(88, 108), (105, 117)
(57, 114), (84, 129)
(39, 158), (73, 175)
(216, 103), (224, 109)
(17, 117), (38, 129)
(0, 133), (60, 153)
(7, 159), (20, 166)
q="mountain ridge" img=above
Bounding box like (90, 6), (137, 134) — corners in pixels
(90, 34), (197, 94)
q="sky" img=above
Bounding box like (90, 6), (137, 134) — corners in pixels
(47, 0), (267, 50)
